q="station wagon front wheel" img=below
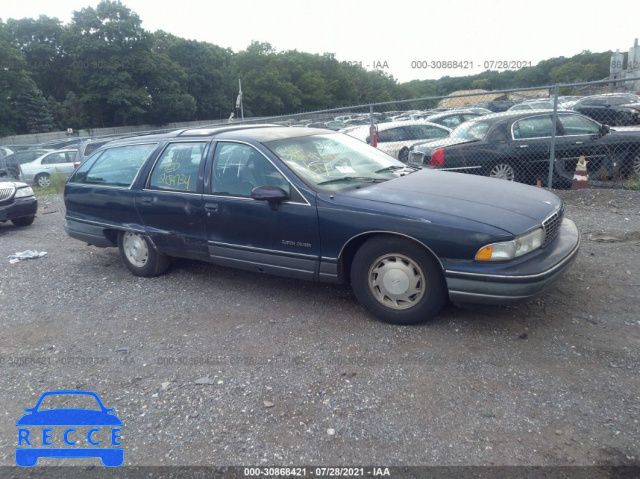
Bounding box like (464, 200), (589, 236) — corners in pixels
(118, 231), (171, 277)
(351, 237), (446, 325)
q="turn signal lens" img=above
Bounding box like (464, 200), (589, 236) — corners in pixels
(475, 245), (493, 261)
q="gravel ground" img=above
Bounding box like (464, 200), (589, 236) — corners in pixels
(0, 189), (638, 470)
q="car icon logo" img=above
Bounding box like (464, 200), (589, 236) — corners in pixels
(15, 390), (123, 467)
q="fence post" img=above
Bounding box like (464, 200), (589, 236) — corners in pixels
(369, 104), (376, 147)
(547, 84), (560, 188)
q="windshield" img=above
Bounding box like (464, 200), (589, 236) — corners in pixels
(264, 133), (412, 191)
(449, 120), (491, 141)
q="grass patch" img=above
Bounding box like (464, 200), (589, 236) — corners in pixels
(33, 170), (68, 196)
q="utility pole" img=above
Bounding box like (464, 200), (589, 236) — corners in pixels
(236, 79), (244, 121)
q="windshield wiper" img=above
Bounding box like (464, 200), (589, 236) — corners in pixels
(317, 176), (382, 186)
(374, 165), (406, 174)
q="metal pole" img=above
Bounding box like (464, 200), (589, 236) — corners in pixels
(239, 79), (244, 121)
(369, 104), (376, 149)
(547, 84), (559, 188)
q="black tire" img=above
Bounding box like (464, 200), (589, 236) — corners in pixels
(487, 162), (517, 182)
(398, 148), (409, 163)
(11, 216), (35, 227)
(118, 231), (171, 277)
(626, 153), (640, 179)
(351, 236), (447, 325)
(35, 173), (51, 188)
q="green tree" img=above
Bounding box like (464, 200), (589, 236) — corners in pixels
(7, 16), (68, 100)
(13, 82), (55, 133)
(0, 19), (32, 135)
(61, 0), (153, 126)
(61, 91), (88, 131)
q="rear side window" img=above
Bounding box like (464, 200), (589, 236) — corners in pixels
(70, 144), (157, 187)
(148, 142), (206, 192)
(42, 153), (71, 165)
(512, 116), (554, 139)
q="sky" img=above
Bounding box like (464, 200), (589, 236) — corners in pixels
(2, 0), (638, 83)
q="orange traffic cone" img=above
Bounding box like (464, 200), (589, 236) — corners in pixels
(572, 156), (588, 190)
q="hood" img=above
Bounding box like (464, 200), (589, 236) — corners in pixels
(0, 180), (28, 189)
(340, 170), (561, 235)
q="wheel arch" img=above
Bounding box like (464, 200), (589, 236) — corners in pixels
(105, 228), (163, 254)
(338, 231), (445, 284)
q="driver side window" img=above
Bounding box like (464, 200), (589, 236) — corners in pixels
(211, 143), (290, 197)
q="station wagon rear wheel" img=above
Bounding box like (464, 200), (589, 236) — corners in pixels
(351, 237), (446, 325)
(118, 231), (171, 277)
(488, 163), (516, 182)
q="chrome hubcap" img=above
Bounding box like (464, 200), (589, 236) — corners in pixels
(489, 164), (515, 181)
(37, 175), (51, 187)
(368, 254), (425, 310)
(123, 232), (149, 268)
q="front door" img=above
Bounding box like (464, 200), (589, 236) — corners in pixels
(204, 141), (321, 280)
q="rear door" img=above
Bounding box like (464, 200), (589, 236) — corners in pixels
(135, 141), (209, 261)
(554, 113), (613, 181)
(510, 114), (556, 182)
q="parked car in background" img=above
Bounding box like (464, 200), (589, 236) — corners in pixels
(63, 124), (579, 325)
(20, 149), (79, 187)
(508, 100), (555, 111)
(74, 139), (118, 166)
(342, 118), (370, 126)
(0, 146), (15, 159)
(305, 122), (331, 129)
(35, 138), (86, 150)
(0, 179), (37, 226)
(471, 100), (517, 112)
(0, 149), (53, 180)
(342, 120), (451, 162)
(556, 96), (582, 109)
(419, 110), (486, 129)
(323, 121), (347, 131)
(408, 110), (640, 185)
(572, 93), (640, 126)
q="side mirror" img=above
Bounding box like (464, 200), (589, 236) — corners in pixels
(251, 186), (288, 211)
(600, 124), (610, 135)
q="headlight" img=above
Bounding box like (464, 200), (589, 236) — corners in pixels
(476, 228), (545, 261)
(14, 187), (34, 198)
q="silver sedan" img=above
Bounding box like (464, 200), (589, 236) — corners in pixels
(20, 149), (79, 187)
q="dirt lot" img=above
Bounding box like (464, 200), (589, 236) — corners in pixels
(0, 188), (638, 472)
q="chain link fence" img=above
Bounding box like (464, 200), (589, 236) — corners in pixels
(2, 78), (640, 189)
(235, 77), (640, 189)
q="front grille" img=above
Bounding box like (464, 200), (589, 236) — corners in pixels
(542, 205), (564, 247)
(408, 151), (425, 165)
(0, 186), (16, 202)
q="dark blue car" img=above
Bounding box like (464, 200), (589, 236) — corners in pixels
(16, 390), (123, 467)
(63, 125), (579, 325)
